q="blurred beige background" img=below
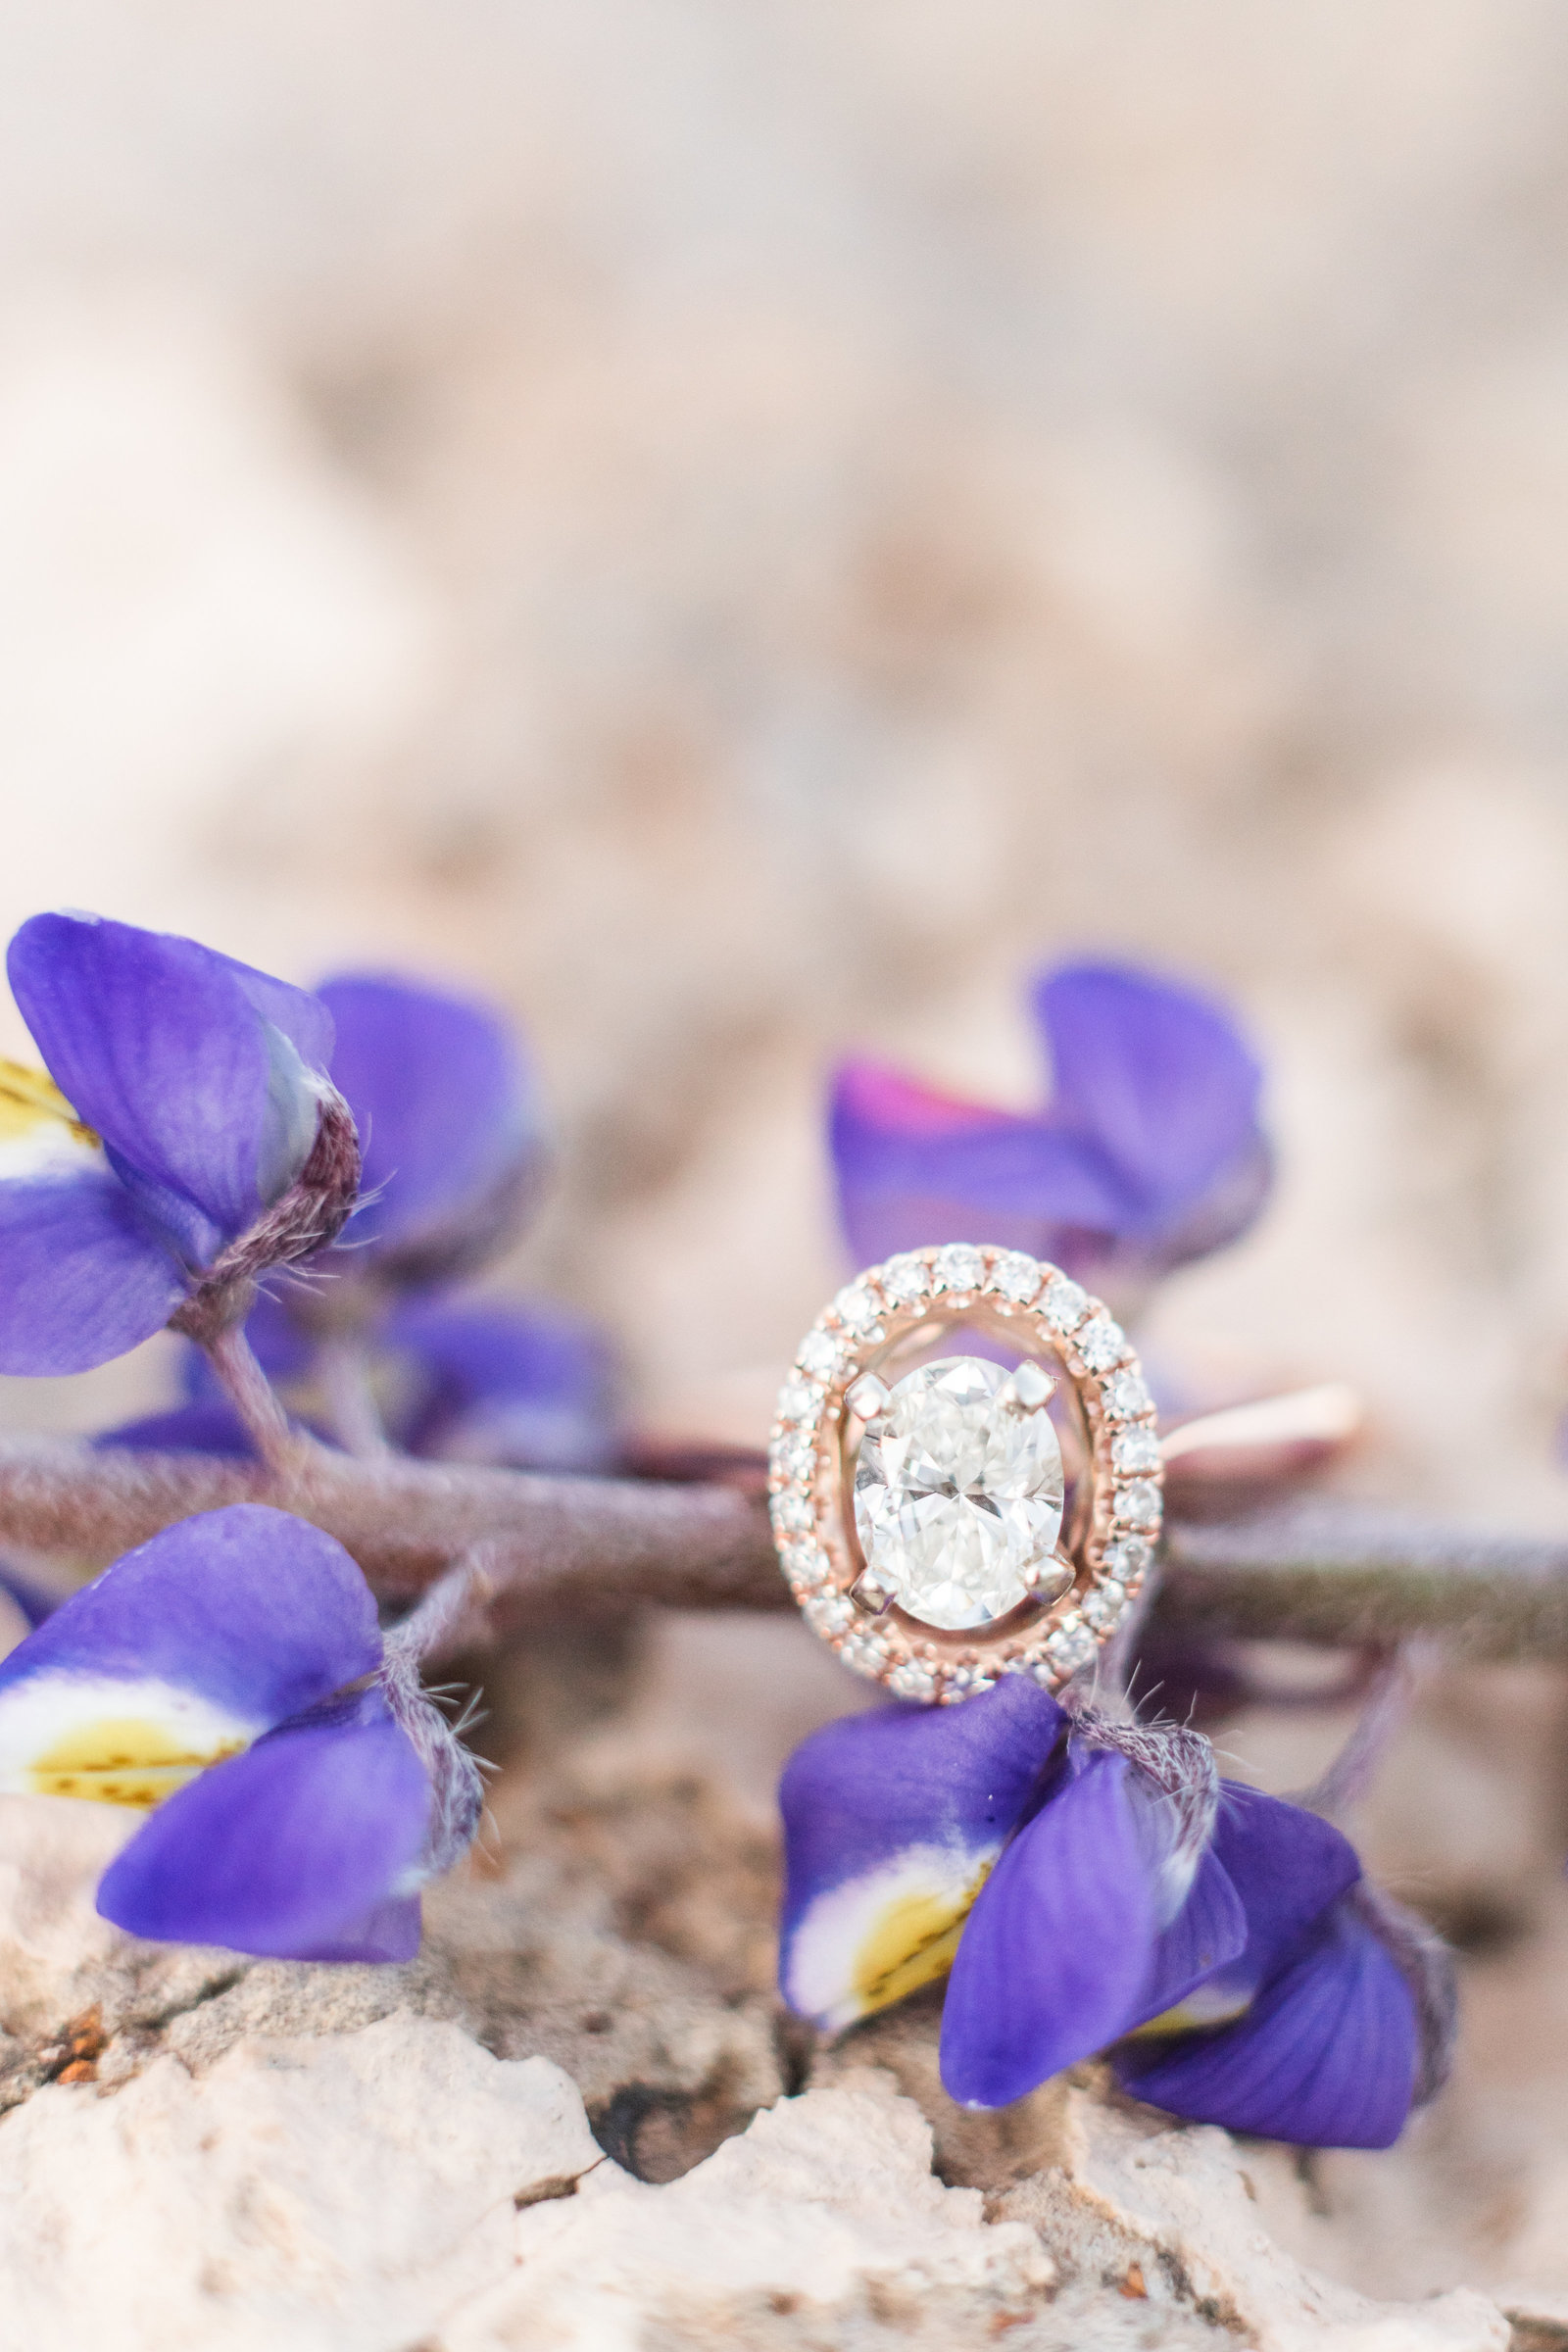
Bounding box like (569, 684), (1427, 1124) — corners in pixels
(2, 0), (1568, 1537)
(9, 10), (1568, 2321)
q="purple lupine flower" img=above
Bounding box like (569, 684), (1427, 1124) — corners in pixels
(831, 961), (1271, 1291)
(778, 1679), (1446, 2148)
(380, 1296), (616, 1471)
(0, 914), (358, 1374)
(311, 970), (544, 1297)
(100, 967), (613, 1470)
(0, 1505), (481, 1962)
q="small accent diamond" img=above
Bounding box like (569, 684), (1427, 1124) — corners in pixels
(1115, 1480), (1162, 1530)
(1104, 1536), (1152, 1582)
(889, 1661), (939, 1702)
(933, 1244), (986, 1294)
(798, 1330), (841, 1379)
(805, 1593), (855, 1638)
(834, 1284), (882, 1335)
(1111, 1427), (1162, 1476)
(777, 1380), (818, 1425)
(781, 1541), (828, 1592)
(771, 1432), (815, 1484)
(1076, 1314), (1128, 1371)
(987, 1250), (1042, 1304)
(1047, 1621), (1098, 1673)
(880, 1252), (932, 1306)
(1081, 1583), (1126, 1631)
(840, 1631), (892, 1675)
(945, 1666), (997, 1698)
(1102, 1369), (1153, 1421)
(771, 1492), (814, 1536)
(1041, 1275), (1089, 1332)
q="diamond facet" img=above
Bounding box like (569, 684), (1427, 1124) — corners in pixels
(854, 1355), (1066, 1632)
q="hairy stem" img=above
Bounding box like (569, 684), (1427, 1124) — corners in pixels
(2, 1437), (1568, 1660)
(201, 1326), (303, 1480)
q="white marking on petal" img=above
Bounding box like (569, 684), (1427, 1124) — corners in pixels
(784, 1841), (998, 2031)
(0, 1673), (263, 1807)
(0, 1060), (105, 1184)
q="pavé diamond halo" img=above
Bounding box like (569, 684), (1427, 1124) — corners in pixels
(770, 1246), (1162, 1701)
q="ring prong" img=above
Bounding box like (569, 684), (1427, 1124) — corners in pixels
(1000, 1360), (1055, 1414)
(850, 1569), (896, 1616)
(1023, 1548), (1074, 1605)
(846, 1372), (892, 1423)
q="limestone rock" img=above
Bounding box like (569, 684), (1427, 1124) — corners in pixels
(0, 2013), (609, 2352)
(437, 2073), (1055, 2352)
(996, 2085), (1509, 2352)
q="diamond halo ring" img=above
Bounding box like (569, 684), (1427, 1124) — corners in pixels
(769, 1246), (1162, 1702)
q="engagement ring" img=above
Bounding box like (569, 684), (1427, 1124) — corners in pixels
(770, 1246), (1162, 1702)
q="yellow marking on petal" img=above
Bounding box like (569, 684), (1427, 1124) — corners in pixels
(0, 1060), (97, 1149)
(851, 1863), (992, 2021)
(27, 1717), (248, 1809)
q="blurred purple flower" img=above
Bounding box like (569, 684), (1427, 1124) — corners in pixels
(106, 1290), (616, 1474)
(0, 914), (356, 1375)
(0, 1505), (481, 1961)
(831, 961), (1270, 1290)
(312, 971), (545, 1296)
(779, 1679), (1446, 2148)
(100, 969), (614, 1471)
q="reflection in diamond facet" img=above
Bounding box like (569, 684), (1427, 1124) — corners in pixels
(853, 1355), (1066, 1631)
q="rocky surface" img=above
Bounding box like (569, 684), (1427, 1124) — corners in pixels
(0, 1671), (1561, 2352)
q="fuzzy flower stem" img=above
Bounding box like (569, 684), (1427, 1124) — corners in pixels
(1, 1446), (1568, 1658)
(383, 1547), (497, 1664)
(200, 1324), (304, 1481)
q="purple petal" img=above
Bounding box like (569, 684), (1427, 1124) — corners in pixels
(1032, 963), (1267, 1241)
(939, 1748), (1160, 2107)
(1112, 1898), (1420, 2148)
(384, 1297), (616, 1470)
(831, 1061), (1129, 1267)
(0, 1505), (380, 1727)
(779, 1678), (1062, 2030)
(96, 1687), (431, 1961)
(317, 973), (539, 1260)
(8, 914), (331, 1257)
(0, 1168), (185, 1373)
(1128, 1845), (1249, 2030)
(1189, 1782), (1365, 2018)
(96, 1399), (260, 1457)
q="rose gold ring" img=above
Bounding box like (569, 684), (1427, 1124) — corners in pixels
(770, 1246), (1162, 1702)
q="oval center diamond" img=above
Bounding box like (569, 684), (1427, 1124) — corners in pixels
(853, 1355), (1065, 1632)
